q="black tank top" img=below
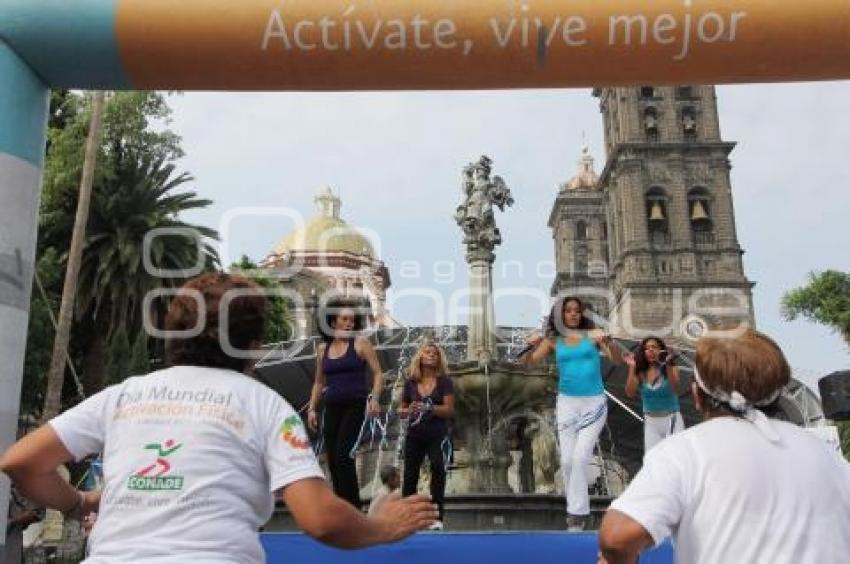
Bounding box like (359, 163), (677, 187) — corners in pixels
(322, 339), (369, 405)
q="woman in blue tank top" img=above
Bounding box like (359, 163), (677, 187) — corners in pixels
(521, 297), (622, 531)
(624, 336), (683, 455)
(307, 297), (384, 509)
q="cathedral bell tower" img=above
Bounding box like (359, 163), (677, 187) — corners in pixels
(593, 86), (755, 339)
(549, 144), (610, 320)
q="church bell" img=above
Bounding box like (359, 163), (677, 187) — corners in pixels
(649, 202), (665, 221)
(690, 200), (709, 221)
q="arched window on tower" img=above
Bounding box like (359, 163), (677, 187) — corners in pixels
(575, 245), (589, 277)
(576, 220), (588, 241)
(682, 106), (697, 141)
(644, 107), (659, 142)
(646, 187), (670, 246)
(688, 187), (714, 245)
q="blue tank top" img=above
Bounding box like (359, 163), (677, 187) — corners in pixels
(322, 339), (369, 405)
(555, 337), (604, 396)
(639, 366), (680, 413)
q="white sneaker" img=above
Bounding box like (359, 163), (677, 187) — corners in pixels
(428, 520), (444, 531)
(566, 514), (587, 532)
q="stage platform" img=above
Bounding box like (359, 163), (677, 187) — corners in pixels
(269, 494), (615, 531)
(260, 532), (674, 563)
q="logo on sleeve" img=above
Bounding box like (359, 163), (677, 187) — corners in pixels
(279, 416), (310, 449)
(128, 439), (185, 491)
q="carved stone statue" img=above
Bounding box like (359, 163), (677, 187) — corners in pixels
(454, 156), (514, 252)
(453, 156), (514, 361)
(530, 419), (560, 494)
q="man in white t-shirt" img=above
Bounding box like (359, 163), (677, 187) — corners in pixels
(0, 273), (438, 563)
(599, 329), (850, 564)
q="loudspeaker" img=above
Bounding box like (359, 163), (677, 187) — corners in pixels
(818, 371), (850, 421)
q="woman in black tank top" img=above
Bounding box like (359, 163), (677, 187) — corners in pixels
(307, 297), (383, 509)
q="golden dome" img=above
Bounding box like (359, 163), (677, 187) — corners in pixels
(270, 186), (376, 258)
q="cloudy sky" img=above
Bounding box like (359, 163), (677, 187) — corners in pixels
(166, 82), (849, 386)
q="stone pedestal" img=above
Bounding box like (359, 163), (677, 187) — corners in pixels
(449, 361), (554, 494)
(465, 249), (497, 362)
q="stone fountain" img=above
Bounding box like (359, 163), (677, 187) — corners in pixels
(439, 157), (609, 529)
(256, 156), (826, 531)
(449, 156), (553, 494)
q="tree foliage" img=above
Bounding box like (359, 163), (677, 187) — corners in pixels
(839, 422), (850, 461)
(230, 255), (293, 344)
(781, 270), (850, 343)
(23, 91), (219, 416)
(782, 270), (850, 459)
(21, 249), (70, 417)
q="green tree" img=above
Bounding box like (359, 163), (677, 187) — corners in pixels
(782, 270), (850, 343)
(20, 89), (86, 419)
(230, 255), (293, 344)
(46, 90), (81, 151)
(21, 249), (65, 418)
(782, 269), (850, 459)
(74, 152), (219, 391)
(43, 91), (106, 422)
(40, 92), (184, 253)
(36, 91), (219, 398)
(839, 423), (850, 461)
(129, 331), (151, 375)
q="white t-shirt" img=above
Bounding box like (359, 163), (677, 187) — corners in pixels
(610, 417), (850, 564)
(49, 366), (324, 563)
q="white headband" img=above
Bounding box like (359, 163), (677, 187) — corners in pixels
(693, 369), (782, 443)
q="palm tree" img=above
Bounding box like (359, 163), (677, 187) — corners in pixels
(74, 153), (219, 393)
(42, 91), (105, 422)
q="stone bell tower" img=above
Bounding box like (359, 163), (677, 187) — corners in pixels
(593, 85), (755, 339)
(549, 143), (611, 320)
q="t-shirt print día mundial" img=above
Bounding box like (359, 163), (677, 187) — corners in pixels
(49, 366), (325, 564)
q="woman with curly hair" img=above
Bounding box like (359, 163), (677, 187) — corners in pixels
(624, 336), (684, 454)
(601, 330), (850, 563)
(0, 274), (436, 563)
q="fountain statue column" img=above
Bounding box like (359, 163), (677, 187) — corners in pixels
(447, 159), (555, 494)
(450, 156), (518, 494)
(454, 156), (514, 362)
(466, 246), (497, 361)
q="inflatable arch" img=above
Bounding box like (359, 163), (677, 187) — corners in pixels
(1, 0), (849, 528)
